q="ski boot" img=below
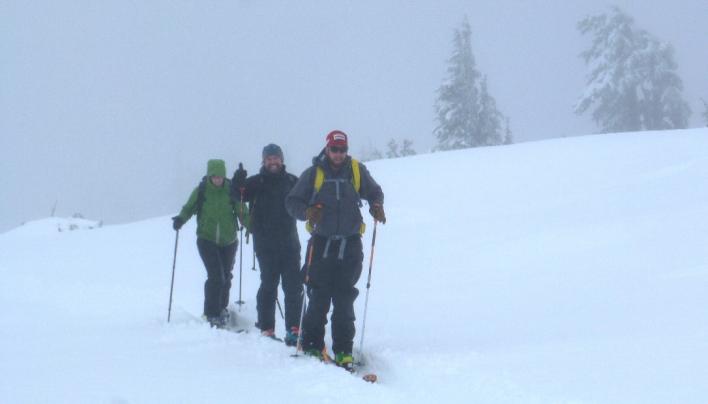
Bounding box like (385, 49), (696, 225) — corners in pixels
(284, 326), (300, 347)
(205, 315), (226, 328)
(303, 348), (323, 360)
(334, 352), (355, 372)
(218, 308), (231, 326)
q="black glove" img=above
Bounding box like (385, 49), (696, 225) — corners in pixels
(369, 203), (386, 224)
(172, 216), (184, 231)
(233, 163), (247, 191)
(305, 204), (324, 226)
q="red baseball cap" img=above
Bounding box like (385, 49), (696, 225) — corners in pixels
(326, 130), (348, 147)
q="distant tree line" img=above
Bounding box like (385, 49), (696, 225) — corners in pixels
(360, 138), (416, 162)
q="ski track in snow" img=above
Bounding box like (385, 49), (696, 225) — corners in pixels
(2, 129), (708, 403)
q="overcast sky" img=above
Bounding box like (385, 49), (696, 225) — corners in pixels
(1, 0), (706, 232)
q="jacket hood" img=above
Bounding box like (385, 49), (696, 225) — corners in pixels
(207, 159), (227, 177)
(311, 148), (327, 166)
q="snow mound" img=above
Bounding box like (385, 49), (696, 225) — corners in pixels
(4, 217), (102, 237)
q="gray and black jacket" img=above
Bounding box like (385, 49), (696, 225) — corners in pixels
(286, 151), (384, 239)
(234, 166), (300, 255)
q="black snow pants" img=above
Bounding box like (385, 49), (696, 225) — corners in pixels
(197, 238), (237, 318)
(301, 235), (363, 355)
(256, 246), (303, 332)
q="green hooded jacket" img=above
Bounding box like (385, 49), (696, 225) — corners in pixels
(177, 159), (249, 246)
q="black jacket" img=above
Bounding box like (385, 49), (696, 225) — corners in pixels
(234, 166), (300, 254)
(286, 152), (384, 238)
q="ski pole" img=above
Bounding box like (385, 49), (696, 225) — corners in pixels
(236, 225), (244, 309)
(358, 220), (378, 357)
(251, 244), (257, 271)
(276, 297), (284, 319)
(167, 229), (179, 322)
(235, 163), (246, 309)
(294, 235), (316, 355)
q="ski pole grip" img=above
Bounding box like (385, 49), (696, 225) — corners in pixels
(238, 163), (245, 195)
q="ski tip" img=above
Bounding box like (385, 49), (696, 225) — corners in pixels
(362, 374), (377, 383)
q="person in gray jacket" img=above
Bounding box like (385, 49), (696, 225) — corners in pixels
(286, 130), (385, 369)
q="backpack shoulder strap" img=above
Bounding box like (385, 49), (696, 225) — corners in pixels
(308, 166), (325, 205)
(249, 175), (265, 216)
(224, 178), (237, 208)
(313, 166), (325, 193)
(311, 161), (360, 196)
(195, 176), (208, 217)
(351, 159), (360, 193)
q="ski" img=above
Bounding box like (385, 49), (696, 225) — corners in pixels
(206, 319), (248, 334)
(218, 324), (248, 334)
(361, 373), (378, 383)
(291, 349), (378, 383)
(325, 352), (378, 383)
(261, 333), (284, 343)
(339, 362), (378, 383)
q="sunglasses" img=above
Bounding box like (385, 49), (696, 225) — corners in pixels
(329, 146), (348, 154)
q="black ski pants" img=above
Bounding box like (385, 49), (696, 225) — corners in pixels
(197, 238), (237, 318)
(256, 247), (303, 332)
(302, 235), (363, 355)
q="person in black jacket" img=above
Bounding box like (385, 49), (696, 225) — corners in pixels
(286, 130), (385, 369)
(232, 144), (303, 345)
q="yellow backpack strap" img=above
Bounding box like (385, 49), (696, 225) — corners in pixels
(314, 166), (325, 193)
(351, 159), (366, 235)
(351, 159), (361, 193)
(306, 167), (326, 234)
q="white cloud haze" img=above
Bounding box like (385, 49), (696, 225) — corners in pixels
(1, 0), (706, 232)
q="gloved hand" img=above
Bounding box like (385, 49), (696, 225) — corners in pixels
(305, 204), (324, 226)
(172, 216), (184, 231)
(369, 203), (386, 224)
(233, 163), (247, 191)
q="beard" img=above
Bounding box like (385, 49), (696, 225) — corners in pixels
(265, 162), (282, 173)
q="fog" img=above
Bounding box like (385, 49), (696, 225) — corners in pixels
(2, 0), (706, 232)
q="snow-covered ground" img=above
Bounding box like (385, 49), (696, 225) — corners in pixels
(2, 129), (707, 403)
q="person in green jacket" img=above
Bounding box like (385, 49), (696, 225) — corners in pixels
(172, 159), (249, 327)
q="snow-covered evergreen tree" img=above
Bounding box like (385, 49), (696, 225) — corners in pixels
(434, 18), (508, 150)
(477, 76), (504, 146)
(400, 139), (416, 156)
(702, 98), (708, 127)
(503, 117), (513, 145)
(575, 7), (691, 133)
(386, 139), (400, 158)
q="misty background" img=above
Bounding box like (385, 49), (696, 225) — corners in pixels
(2, 0), (706, 233)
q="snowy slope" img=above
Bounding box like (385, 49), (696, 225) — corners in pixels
(2, 129), (707, 404)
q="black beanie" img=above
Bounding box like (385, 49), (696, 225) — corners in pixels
(262, 143), (284, 161)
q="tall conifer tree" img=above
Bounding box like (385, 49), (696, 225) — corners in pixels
(434, 18), (509, 150)
(575, 7), (691, 132)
